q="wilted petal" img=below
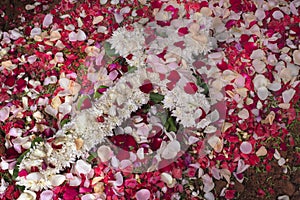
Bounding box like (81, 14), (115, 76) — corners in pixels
(208, 136), (223, 153)
(93, 16), (104, 25)
(240, 141), (252, 154)
(256, 146), (267, 157)
(40, 190), (53, 200)
(136, 189), (151, 200)
(43, 14), (53, 27)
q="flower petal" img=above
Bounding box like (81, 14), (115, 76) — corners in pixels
(50, 175), (66, 186)
(136, 189), (151, 200)
(240, 141), (252, 154)
(40, 190), (53, 200)
(43, 14), (53, 28)
(75, 160), (92, 175)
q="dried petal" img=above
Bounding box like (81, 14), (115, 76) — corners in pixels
(256, 146), (267, 157)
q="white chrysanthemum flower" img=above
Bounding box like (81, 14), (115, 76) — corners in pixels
(108, 23), (145, 58)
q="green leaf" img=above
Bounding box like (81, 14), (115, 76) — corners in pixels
(87, 152), (98, 163)
(150, 92), (164, 104)
(104, 42), (119, 57)
(167, 116), (177, 132)
(12, 149), (30, 180)
(94, 85), (108, 99)
(31, 137), (43, 148)
(60, 118), (71, 128)
(127, 65), (137, 73)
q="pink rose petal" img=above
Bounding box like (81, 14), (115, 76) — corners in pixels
(136, 189), (150, 200)
(240, 141), (252, 154)
(43, 14), (53, 28)
(109, 70), (119, 80)
(0, 107), (10, 122)
(40, 190), (53, 200)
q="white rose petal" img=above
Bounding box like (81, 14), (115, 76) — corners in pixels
(30, 27), (41, 38)
(50, 175), (66, 186)
(160, 172), (174, 186)
(97, 145), (113, 162)
(293, 50), (300, 65)
(17, 190), (36, 200)
(161, 140), (180, 160)
(0, 107), (10, 122)
(240, 141), (252, 154)
(278, 158), (286, 166)
(282, 89), (296, 103)
(257, 86), (269, 100)
(250, 49), (265, 59)
(238, 108), (249, 119)
(75, 160), (92, 175)
(272, 11), (284, 20)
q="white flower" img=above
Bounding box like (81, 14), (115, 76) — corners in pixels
(108, 23), (145, 58)
(0, 179), (8, 197)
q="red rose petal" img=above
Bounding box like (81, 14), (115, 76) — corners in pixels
(184, 82), (198, 94)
